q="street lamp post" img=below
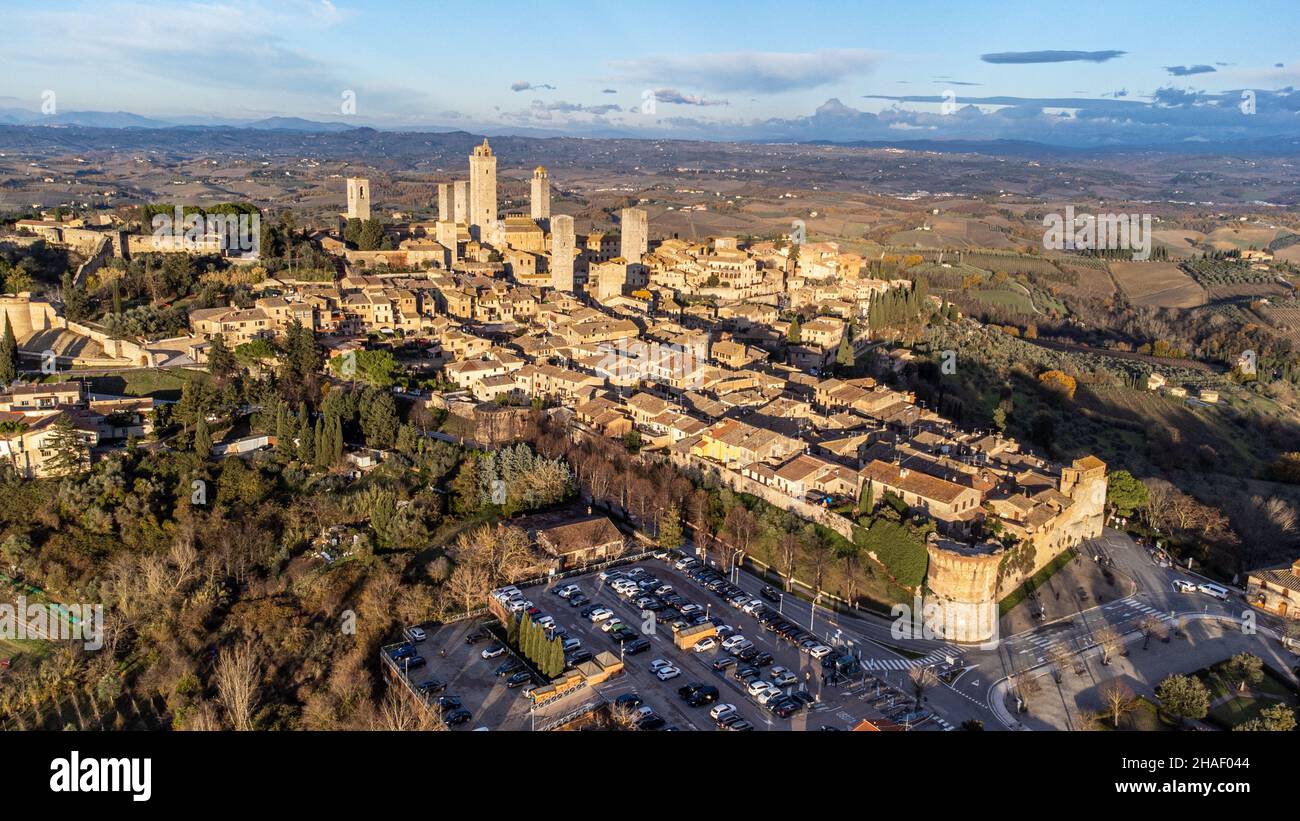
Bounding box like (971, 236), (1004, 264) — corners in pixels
(778, 593), (784, 615)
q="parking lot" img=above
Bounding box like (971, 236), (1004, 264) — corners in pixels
(385, 550), (953, 731)
(528, 551), (951, 731)
(383, 617), (599, 731)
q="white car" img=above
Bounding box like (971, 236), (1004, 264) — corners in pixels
(656, 666), (681, 681)
(600, 618), (624, 633)
(649, 658), (673, 673)
(809, 645), (834, 660)
(589, 608), (614, 623)
(693, 637), (718, 653)
(772, 670), (798, 687)
(405, 626), (426, 642)
(536, 617), (556, 630)
(757, 687), (784, 705)
(747, 679), (775, 697)
(1173, 580), (1197, 593)
(742, 600), (764, 615)
(721, 635), (747, 652)
(710, 703), (736, 721)
(674, 558), (698, 571)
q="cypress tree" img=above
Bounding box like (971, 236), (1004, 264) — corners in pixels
(0, 316), (17, 384)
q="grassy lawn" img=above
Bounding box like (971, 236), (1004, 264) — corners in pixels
(1096, 697), (1178, 731)
(0, 636), (52, 661)
(1194, 663), (1300, 730)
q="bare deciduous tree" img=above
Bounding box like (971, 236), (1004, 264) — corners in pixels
(214, 640), (261, 731)
(1099, 680), (1135, 729)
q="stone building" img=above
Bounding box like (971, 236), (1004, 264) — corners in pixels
(620, 207), (648, 264)
(346, 177), (371, 221)
(531, 166), (551, 226)
(550, 214), (576, 291)
(468, 139), (497, 242)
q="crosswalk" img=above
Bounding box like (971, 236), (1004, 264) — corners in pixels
(1012, 596), (1172, 663)
(861, 645), (964, 671)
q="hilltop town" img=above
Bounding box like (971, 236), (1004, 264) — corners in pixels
(1, 137), (1297, 736)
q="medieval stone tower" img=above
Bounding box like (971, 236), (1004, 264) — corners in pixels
(346, 177), (371, 221)
(531, 166), (551, 226)
(923, 535), (1004, 645)
(550, 214), (575, 292)
(453, 180), (468, 224)
(468, 138), (497, 242)
(620, 207), (648, 264)
(437, 182), (453, 222)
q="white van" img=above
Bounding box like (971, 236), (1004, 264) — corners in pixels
(1173, 580), (1197, 593)
(1197, 582), (1229, 600)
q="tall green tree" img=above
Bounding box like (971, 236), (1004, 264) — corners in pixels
(659, 503), (684, 550)
(0, 316), (17, 384)
(194, 416), (212, 458)
(45, 415), (89, 476)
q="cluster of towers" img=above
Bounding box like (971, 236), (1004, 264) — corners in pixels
(349, 138), (649, 298)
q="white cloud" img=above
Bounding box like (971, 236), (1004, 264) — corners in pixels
(611, 49), (883, 94)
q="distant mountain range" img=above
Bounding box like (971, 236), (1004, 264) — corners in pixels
(2, 107), (1300, 162)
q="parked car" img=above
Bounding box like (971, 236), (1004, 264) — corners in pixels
(389, 643), (416, 660)
(1173, 579), (1197, 593)
(710, 703), (736, 721)
(636, 714), (667, 731)
(721, 635), (747, 651)
(712, 656), (737, 672)
(405, 626), (427, 642)
(569, 594), (590, 607)
(656, 666), (681, 681)
(465, 631), (490, 645)
(589, 608), (615, 623)
(417, 679), (446, 694)
(747, 679), (775, 697)
(649, 658), (673, 673)
(562, 638), (582, 653)
(615, 693), (643, 710)
(625, 638), (652, 655)
(687, 686), (720, 707)
(481, 643), (506, 659)
(773, 670), (798, 687)
(693, 637), (718, 653)
(809, 645), (834, 660)
(445, 708), (473, 726)
(506, 671), (533, 688)
(435, 695), (462, 711)
(495, 660), (522, 676)
(751, 652), (774, 667)
(566, 649), (593, 665)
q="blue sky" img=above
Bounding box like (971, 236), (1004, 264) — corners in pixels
(1, 0), (1298, 144)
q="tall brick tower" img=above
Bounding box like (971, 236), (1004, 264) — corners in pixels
(550, 214), (575, 291)
(346, 177), (371, 221)
(468, 138), (497, 243)
(531, 166), (551, 227)
(620, 206), (647, 264)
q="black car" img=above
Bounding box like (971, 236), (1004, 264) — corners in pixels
(435, 695), (462, 711)
(389, 643), (416, 660)
(687, 686), (720, 707)
(677, 682), (706, 699)
(566, 649), (593, 665)
(760, 586), (781, 603)
(403, 655), (427, 670)
(787, 690), (816, 706)
(445, 708), (473, 726)
(495, 660), (522, 676)
(635, 715), (667, 731)
(465, 631), (489, 645)
(737, 646), (759, 661)
(579, 605), (599, 618)
(772, 700), (800, 719)
(732, 664), (760, 681)
(506, 671), (533, 688)
(712, 656), (737, 672)
(717, 713), (742, 728)
(417, 678), (446, 694)
(569, 595), (590, 607)
(751, 652), (774, 667)
(624, 638), (652, 655)
(614, 693), (643, 710)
